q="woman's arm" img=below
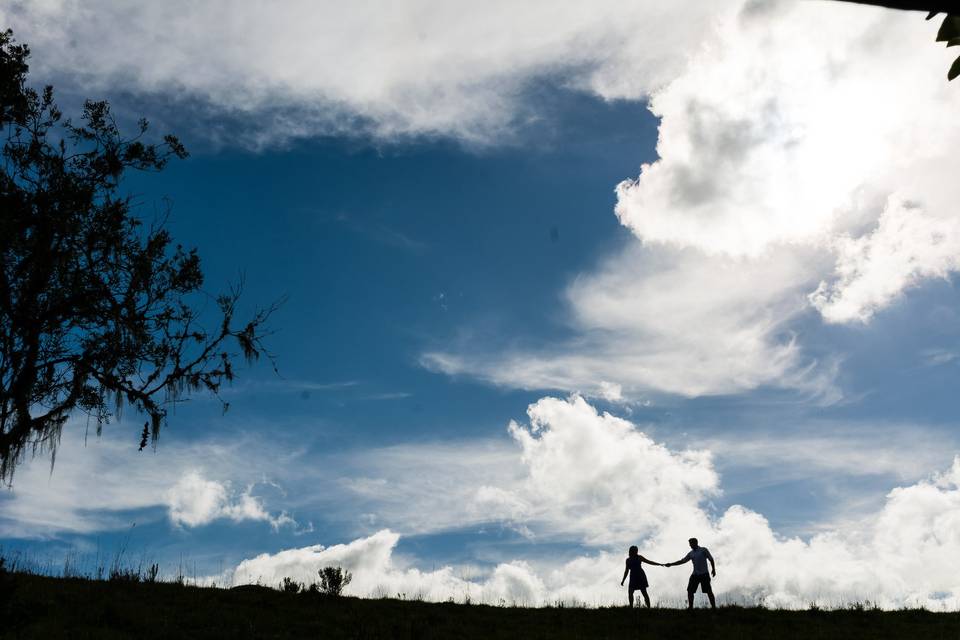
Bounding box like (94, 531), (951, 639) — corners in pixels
(621, 561), (629, 585)
(638, 555), (662, 566)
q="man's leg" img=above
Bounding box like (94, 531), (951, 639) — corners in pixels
(686, 575), (696, 609)
(704, 577), (716, 609)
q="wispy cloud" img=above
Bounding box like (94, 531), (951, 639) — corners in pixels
(359, 392), (413, 401)
(699, 423), (960, 484)
(218, 379), (359, 398)
(423, 244), (839, 400)
(919, 347), (960, 367)
(316, 209), (428, 253)
(0, 424), (302, 539)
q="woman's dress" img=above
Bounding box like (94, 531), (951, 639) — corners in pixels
(626, 556), (648, 590)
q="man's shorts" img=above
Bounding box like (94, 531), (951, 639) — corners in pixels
(687, 573), (712, 594)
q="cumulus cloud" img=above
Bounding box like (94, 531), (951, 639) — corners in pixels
(615, 3), (958, 256)
(219, 528), (569, 605)
(709, 462), (960, 609)
(230, 395), (960, 609)
(502, 396), (717, 545)
(166, 470), (294, 530)
(613, 2), (960, 320)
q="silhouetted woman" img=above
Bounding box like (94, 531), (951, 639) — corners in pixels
(620, 545), (662, 608)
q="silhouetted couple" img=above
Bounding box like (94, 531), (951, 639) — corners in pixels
(620, 537), (716, 609)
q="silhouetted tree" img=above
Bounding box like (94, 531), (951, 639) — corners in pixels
(0, 30), (279, 483)
(832, 2), (960, 79)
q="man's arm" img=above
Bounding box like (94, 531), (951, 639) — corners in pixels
(665, 554), (691, 568)
(706, 549), (716, 577)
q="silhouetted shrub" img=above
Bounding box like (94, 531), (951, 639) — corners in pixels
(280, 577), (302, 594)
(109, 566), (141, 583)
(317, 566), (352, 596)
(145, 563), (159, 583)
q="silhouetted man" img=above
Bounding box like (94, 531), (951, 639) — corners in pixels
(665, 537), (716, 609)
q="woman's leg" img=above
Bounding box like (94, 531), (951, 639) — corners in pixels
(639, 588), (651, 608)
(627, 588), (635, 607)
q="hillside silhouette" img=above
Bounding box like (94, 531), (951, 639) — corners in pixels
(2, 571), (958, 639)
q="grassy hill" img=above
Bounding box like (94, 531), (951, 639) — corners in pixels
(2, 572), (959, 639)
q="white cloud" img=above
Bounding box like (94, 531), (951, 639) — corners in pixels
(166, 470), (294, 530)
(611, 1), (960, 325)
(0, 424), (299, 538)
(424, 244), (837, 398)
(503, 396), (716, 546)
(229, 395), (960, 609)
(811, 195), (960, 323)
(334, 440), (524, 535)
(701, 423), (960, 485)
(597, 381), (623, 402)
(333, 409), (960, 540)
(1, 0), (730, 146)
(614, 3), (959, 257)
(217, 528), (567, 605)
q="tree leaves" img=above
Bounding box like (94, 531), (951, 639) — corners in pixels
(935, 14), (960, 40)
(928, 13), (960, 79)
(949, 54), (960, 79)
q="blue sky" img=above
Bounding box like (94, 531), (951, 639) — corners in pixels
(3, 0), (960, 608)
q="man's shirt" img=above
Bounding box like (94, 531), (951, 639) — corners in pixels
(682, 547), (713, 575)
